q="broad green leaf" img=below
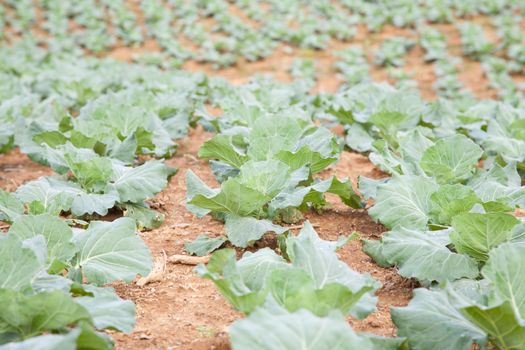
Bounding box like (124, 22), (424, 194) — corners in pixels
(237, 160), (291, 198)
(64, 153), (114, 191)
(0, 329), (79, 350)
(285, 223), (379, 319)
(429, 184), (481, 225)
(9, 214), (76, 272)
(230, 297), (374, 350)
(357, 176), (388, 201)
(294, 127), (338, 159)
(73, 218), (152, 285)
(461, 302), (525, 350)
(0, 290), (92, 343)
(275, 146), (337, 174)
(75, 285), (135, 333)
(225, 214), (287, 248)
(0, 190), (24, 223)
(362, 239), (392, 268)
(369, 111), (415, 138)
(270, 176), (362, 213)
(196, 249), (280, 314)
(15, 177), (74, 215)
(451, 213), (519, 261)
(32, 130), (67, 148)
(16, 177), (118, 216)
(75, 321), (113, 350)
(366, 334), (409, 350)
(122, 203), (164, 230)
(392, 289), (486, 350)
(397, 128), (434, 164)
(198, 134), (249, 168)
(209, 160), (240, 183)
(367, 228), (479, 282)
(368, 175), (438, 229)
(269, 268), (372, 317)
(247, 115), (303, 160)
(109, 134), (137, 164)
(482, 242), (525, 318)
(70, 190), (120, 217)
(420, 135), (483, 184)
(312, 176), (362, 209)
(31, 272), (72, 293)
(111, 160), (169, 203)
(185, 235), (226, 256)
(185, 170), (218, 218)
(0, 235), (42, 291)
(236, 249), (288, 292)
(345, 124), (374, 153)
(189, 178), (269, 217)
(368, 140), (404, 175)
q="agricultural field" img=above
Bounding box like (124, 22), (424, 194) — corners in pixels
(2, 0), (525, 349)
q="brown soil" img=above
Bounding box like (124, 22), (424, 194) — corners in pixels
(0, 4), (509, 349)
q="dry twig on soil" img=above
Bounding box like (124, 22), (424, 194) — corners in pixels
(168, 254), (210, 265)
(136, 250), (167, 287)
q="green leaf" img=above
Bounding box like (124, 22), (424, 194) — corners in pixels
(238, 160), (295, 196)
(0, 190), (24, 223)
(315, 176), (362, 209)
(461, 302), (525, 350)
(369, 139), (405, 175)
(225, 214), (287, 248)
(429, 184), (481, 225)
(0, 290), (92, 343)
(32, 272), (72, 293)
(196, 249), (280, 314)
(362, 239), (392, 268)
(0, 235), (42, 292)
(69, 130), (106, 154)
(15, 177), (74, 215)
(185, 235), (226, 256)
(75, 285), (136, 333)
(269, 268), (372, 317)
(230, 297), (374, 350)
(345, 124), (374, 153)
(64, 153), (114, 191)
(185, 170), (218, 218)
(369, 111), (415, 138)
(73, 218), (152, 285)
(367, 228), (479, 282)
(32, 131), (68, 148)
(482, 242), (525, 318)
(122, 203), (164, 230)
(111, 160), (169, 203)
(209, 160), (240, 183)
(392, 289), (486, 350)
(16, 176), (118, 217)
(358, 176), (388, 201)
(75, 322), (113, 350)
(285, 222), (379, 319)
(109, 134), (137, 164)
(247, 115), (303, 161)
(70, 190), (120, 217)
(368, 175), (438, 229)
(420, 135), (483, 184)
(366, 334), (409, 350)
(0, 329), (79, 350)
(451, 213), (519, 262)
(275, 146), (337, 174)
(198, 134), (249, 168)
(9, 214), (76, 272)
(189, 178), (269, 217)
